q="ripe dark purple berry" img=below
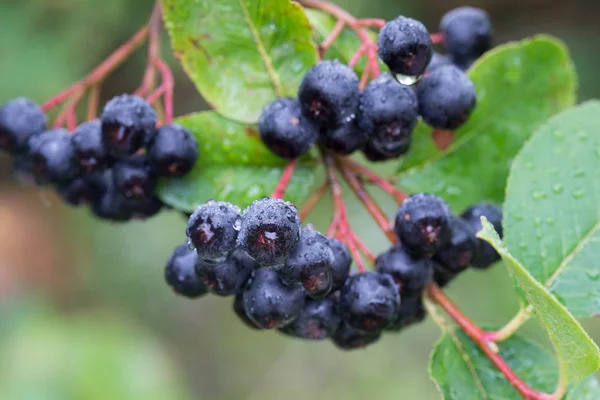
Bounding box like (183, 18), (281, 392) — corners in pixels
(427, 52), (452, 72)
(359, 73), (418, 156)
(394, 193), (452, 256)
(237, 197), (301, 268)
(196, 249), (256, 296)
(58, 174), (105, 206)
(440, 7), (491, 66)
(258, 97), (318, 159)
(461, 203), (503, 268)
(339, 271), (401, 334)
(27, 128), (81, 185)
(432, 260), (457, 288)
(90, 170), (132, 222)
(242, 268), (305, 329)
(320, 118), (367, 155)
(328, 237), (351, 291)
(332, 322), (380, 350)
(278, 226), (334, 299)
(233, 293), (262, 330)
(0, 98), (47, 154)
(298, 60), (360, 127)
(112, 155), (156, 202)
(100, 94), (157, 158)
(164, 242), (208, 299)
(361, 138), (411, 162)
(148, 123), (198, 176)
(72, 120), (112, 173)
(375, 245), (433, 297)
(129, 196), (163, 220)
(415, 65), (476, 130)
(434, 217), (478, 273)
(280, 297), (341, 340)
(377, 16), (433, 82)
(386, 295), (426, 331)
(186, 200), (241, 264)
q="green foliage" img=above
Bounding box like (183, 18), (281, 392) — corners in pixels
(156, 111), (317, 211)
(394, 36), (576, 212)
(503, 101), (600, 317)
(161, 0), (318, 123)
(478, 219), (600, 385)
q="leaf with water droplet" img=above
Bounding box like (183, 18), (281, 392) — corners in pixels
(393, 36), (576, 211)
(157, 112), (317, 211)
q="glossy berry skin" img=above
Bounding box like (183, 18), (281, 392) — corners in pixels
(0, 98), (47, 154)
(72, 120), (112, 173)
(278, 226), (334, 299)
(386, 295), (426, 331)
(58, 174), (105, 206)
(328, 237), (351, 291)
(320, 118), (367, 155)
(461, 203), (503, 268)
(395, 193), (452, 256)
(440, 7), (491, 66)
(112, 155), (156, 202)
(332, 322), (380, 350)
(362, 138), (411, 162)
(298, 60), (360, 127)
(339, 271), (401, 334)
(375, 245), (433, 297)
(427, 52), (452, 72)
(196, 249), (256, 296)
(258, 97), (318, 159)
(237, 197), (301, 268)
(164, 243), (208, 299)
(233, 293), (262, 330)
(377, 16), (433, 79)
(90, 170), (132, 222)
(242, 268), (305, 329)
(148, 123), (198, 176)
(129, 196), (163, 220)
(359, 73), (418, 156)
(432, 260), (457, 288)
(281, 297), (341, 340)
(434, 217), (478, 273)
(100, 94), (157, 158)
(187, 200), (241, 264)
(415, 65), (476, 130)
(27, 129), (81, 185)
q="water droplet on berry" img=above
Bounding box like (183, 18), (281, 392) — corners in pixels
(233, 217), (242, 231)
(393, 72), (421, 85)
(187, 239), (195, 250)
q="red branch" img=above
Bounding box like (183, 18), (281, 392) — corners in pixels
(355, 18), (386, 29)
(319, 20), (345, 57)
(298, 182), (328, 220)
(271, 160), (297, 199)
(86, 84), (101, 121)
(432, 129), (455, 151)
(430, 32), (446, 44)
(134, 1), (163, 97)
(339, 157), (407, 204)
(153, 57), (175, 124)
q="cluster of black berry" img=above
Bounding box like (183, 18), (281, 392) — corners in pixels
(164, 194), (502, 350)
(0, 94), (198, 221)
(258, 7), (491, 163)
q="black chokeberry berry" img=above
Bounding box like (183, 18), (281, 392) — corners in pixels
(112, 155), (156, 202)
(375, 245), (433, 297)
(386, 295), (426, 331)
(434, 217), (478, 273)
(281, 297), (342, 340)
(298, 60), (359, 127)
(440, 7), (491, 66)
(328, 237), (351, 291)
(427, 52), (452, 72)
(332, 322), (380, 350)
(278, 226), (334, 299)
(361, 138), (411, 162)
(0, 98), (47, 154)
(339, 271), (401, 334)
(129, 196), (163, 219)
(164, 242), (208, 299)
(242, 268), (305, 329)
(394, 193), (452, 256)
(377, 16), (433, 82)
(58, 174), (105, 206)
(186, 200), (241, 264)
(196, 249), (256, 296)
(100, 94), (156, 158)
(11, 154), (36, 185)
(72, 120), (112, 173)
(415, 64), (476, 130)
(148, 123), (198, 176)
(432, 260), (457, 288)
(27, 128), (81, 185)
(359, 73), (418, 156)
(90, 170), (133, 222)
(233, 293), (262, 330)
(320, 118), (367, 155)
(258, 97), (318, 159)
(461, 203), (503, 268)
(237, 197), (301, 268)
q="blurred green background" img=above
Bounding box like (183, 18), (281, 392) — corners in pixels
(0, 0), (599, 399)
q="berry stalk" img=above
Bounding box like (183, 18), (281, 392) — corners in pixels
(338, 157), (407, 204)
(298, 181), (328, 220)
(135, 0), (163, 97)
(271, 160), (298, 199)
(319, 20), (345, 57)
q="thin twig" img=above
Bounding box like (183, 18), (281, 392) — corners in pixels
(271, 160), (297, 199)
(298, 182), (329, 220)
(338, 157), (407, 204)
(319, 20), (345, 57)
(86, 83), (101, 120)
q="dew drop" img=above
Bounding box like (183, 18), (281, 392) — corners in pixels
(585, 270), (600, 280)
(573, 168), (586, 178)
(519, 242), (527, 250)
(187, 239), (196, 250)
(534, 217), (542, 227)
(531, 190), (547, 200)
(545, 217), (555, 226)
(233, 217), (242, 231)
(394, 72), (421, 85)
(572, 189), (585, 199)
(553, 131), (564, 140)
(552, 183), (564, 194)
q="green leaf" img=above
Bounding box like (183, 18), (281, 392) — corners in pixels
(156, 112), (317, 211)
(503, 101), (600, 317)
(162, 0), (318, 123)
(478, 219), (600, 385)
(394, 35), (576, 211)
(430, 328), (600, 399)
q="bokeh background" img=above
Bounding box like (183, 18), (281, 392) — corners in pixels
(1, 0), (599, 399)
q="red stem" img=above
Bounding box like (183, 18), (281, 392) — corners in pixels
(271, 160), (297, 199)
(145, 85), (167, 104)
(319, 20), (345, 57)
(298, 182), (328, 220)
(154, 57), (174, 124)
(349, 230), (376, 263)
(134, 1), (163, 97)
(430, 32), (446, 44)
(432, 129), (455, 151)
(86, 84), (101, 120)
(354, 18), (386, 29)
(348, 43), (367, 67)
(339, 157), (407, 204)
(427, 283), (554, 400)
(53, 90), (85, 130)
